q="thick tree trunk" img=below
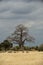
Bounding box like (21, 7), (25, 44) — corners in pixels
(19, 43), (24, 50)
(19, 44), (21, 48)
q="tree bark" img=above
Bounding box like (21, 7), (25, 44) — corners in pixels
(19, 43), (24, 50)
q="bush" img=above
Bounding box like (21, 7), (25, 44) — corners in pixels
(38, 44), (43, 51)
(15, 46), (20, 50)
(24, 46), (31, 51)
(0, 44), (2, 51)
(30, 46), (39, 51)
(35, 46), (38, 50)
(11, 46), (19, 51)
(1, 40), (13, 51)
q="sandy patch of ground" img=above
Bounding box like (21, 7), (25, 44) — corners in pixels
(0, 51), (43, 65)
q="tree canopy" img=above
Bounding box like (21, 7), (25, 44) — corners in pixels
(7, 24), (35, 49)
(1, 40), (13, 51)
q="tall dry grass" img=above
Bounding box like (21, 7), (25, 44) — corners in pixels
(0, 51), (43, 65)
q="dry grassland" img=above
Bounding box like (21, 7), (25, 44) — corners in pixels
(0, 51), (43, 65)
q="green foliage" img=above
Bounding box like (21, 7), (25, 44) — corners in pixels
(1, 40), (13, 51)
(12, 46), (31, 51)
(11, 46), (19, 51)
(24, 46), (31, 51)
(16, 46), (20, 49)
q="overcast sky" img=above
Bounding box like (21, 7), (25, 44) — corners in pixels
(0, 0), (43, 46)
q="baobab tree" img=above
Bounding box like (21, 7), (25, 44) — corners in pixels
(7, 24), (35, 49)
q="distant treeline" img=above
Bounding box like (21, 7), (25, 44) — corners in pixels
(0, 40), (43, 52)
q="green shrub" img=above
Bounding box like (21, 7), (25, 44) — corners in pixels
(1, 40), (13, 51)
(11, 46), (19, 51)
(24, 46), (31, 51)
(38, 44), (43, 51)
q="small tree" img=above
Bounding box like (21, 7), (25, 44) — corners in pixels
(7, 24), (35, 49)
(1, 40), (13, 51)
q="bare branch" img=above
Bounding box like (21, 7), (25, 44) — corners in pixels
(7, 24), (35, 48)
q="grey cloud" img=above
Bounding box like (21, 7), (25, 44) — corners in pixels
(0, 0), (2, 1)
(0, 1), (43, 19)
(0, 0), (43, 45)
(1, 0), (43, 2)
(24, 0), (43, 2)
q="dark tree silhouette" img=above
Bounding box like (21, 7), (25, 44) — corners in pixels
(7, 24), (35, 49)
(1, 40), (13, 51)
(0, 44), (2, 51)
(38, 44), (43, 51)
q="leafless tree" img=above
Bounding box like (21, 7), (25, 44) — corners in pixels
(7, 24), (35, 49)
